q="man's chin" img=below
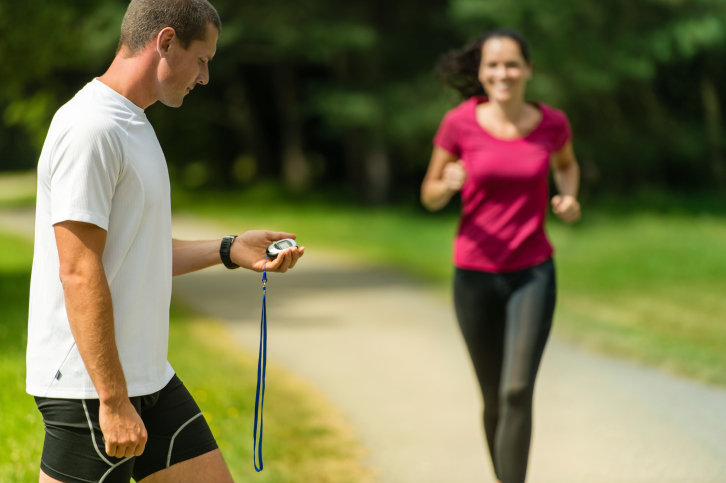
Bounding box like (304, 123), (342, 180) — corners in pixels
(159, 96), (184, 108)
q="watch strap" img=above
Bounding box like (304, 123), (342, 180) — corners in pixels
(220, 235), (240, 269)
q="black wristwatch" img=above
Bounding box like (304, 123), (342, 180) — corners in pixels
(220, 235), (239, 269)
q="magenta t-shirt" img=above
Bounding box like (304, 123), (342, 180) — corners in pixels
(434, 96), (571, 273)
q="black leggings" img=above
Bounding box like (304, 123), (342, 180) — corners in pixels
(454, 259), (556, 483)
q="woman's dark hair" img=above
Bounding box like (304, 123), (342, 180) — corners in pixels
(435, 28), (531, 98)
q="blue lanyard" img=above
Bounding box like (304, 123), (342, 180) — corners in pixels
(253, 258), (268, 472)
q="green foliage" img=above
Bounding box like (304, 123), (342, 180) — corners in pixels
(3, 0), (726, 196)
(447, 0), (726, 193)
(0, 0), (125, 170)
(311, 90), (384, 130)
(3, 92), (57, 151)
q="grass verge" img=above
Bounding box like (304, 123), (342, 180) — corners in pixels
(0, 171), (36, 209)
(168, 306), (375, 483)
(0, 230), (374, 482)
(0, 232), (43, 481)
(550, 212), (726, 385)
(173, 188), (726, 386)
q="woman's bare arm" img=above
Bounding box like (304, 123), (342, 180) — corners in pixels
(550, 140), (581, 223)
(421, 146), (466, 211)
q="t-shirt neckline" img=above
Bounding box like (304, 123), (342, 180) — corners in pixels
(91, 78), (146, 117)
(471, 96), (545, 143)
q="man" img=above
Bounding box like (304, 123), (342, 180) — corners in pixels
(26, 1), (304, 481)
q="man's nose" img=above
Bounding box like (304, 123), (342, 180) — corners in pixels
(197, 64), (209, 85)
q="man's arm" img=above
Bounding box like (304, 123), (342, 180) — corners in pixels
(171, 239), (221, 276)
(172, 231), (305, 276)
(54, 220), (147, 458)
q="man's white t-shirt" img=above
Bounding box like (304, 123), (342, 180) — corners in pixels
(26, 79), (175, 399)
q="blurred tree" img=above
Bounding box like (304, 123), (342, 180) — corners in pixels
(212, 0), (453, 202)
(0, 0), (124, 166)
(2, 0), (726, 200)
(448, 0), (726, 193)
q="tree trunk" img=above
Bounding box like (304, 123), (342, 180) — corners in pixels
(700, 73), (726, 190)
(275, 63), (311, 192)
(364, 135), (391, 205)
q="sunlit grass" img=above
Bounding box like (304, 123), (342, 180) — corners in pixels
(0, 233), (43, 482)
(549, 213), (726, 385)
(172, 184), (459, 284)
(168, 308), (375, 483)
(174, 188), (726, 386)
(0, 171), (36, 208)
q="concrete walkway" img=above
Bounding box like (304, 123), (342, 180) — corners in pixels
(3, 207), (726, 482)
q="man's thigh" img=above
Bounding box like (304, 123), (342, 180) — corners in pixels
(35, 396), (135, 483)
(34, 375), (223, 483)
(39, 469), (77, 483)
(138, 449), (233, 483)
(131, 375), (220, 481)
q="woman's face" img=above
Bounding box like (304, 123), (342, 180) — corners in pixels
(478, 37), (531, 103)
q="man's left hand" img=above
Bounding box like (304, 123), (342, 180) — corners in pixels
(231, 231), (305, 272)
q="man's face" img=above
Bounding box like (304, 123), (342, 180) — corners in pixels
(158, 22), (218, 108)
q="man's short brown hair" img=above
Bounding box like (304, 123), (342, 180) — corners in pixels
(118, 0), (221, 56)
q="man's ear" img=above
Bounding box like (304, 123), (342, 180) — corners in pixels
(156, 27), (176, 57)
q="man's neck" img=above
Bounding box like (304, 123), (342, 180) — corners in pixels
(98, 48), (159, 110)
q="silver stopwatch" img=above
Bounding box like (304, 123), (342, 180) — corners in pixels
(266, 238), (298, 259)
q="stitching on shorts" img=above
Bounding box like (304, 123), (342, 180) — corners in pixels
(41, 458), (98, 483)
(167, 412), (204, 468)
(98, 456), (133, 483)
(82, 399), (113, 467)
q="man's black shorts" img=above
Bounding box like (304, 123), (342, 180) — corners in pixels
(35, 374), (218, 483)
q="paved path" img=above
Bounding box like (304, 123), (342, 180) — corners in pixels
(3, 207), (726, 482)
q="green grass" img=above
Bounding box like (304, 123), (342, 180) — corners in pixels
(0, 171), (36, 208)
(172, 184), (460, 284)
(550, 213), (726, 385)
(168, 308), (374, 483)
(0, 233), (43, 481)
(0, 231), (373, 482)
(173, 187), (726, 386)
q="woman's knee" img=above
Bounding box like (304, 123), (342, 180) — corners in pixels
(499, 381), (534, 410)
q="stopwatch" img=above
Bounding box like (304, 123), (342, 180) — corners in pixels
(266, 238), (298, 259)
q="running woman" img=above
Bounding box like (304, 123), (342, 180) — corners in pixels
(421, 29), (581, 483)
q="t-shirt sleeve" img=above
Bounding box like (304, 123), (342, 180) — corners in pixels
(49, 120), (125, 230)
(433, 110), (462, 157)
(552, 109), (572, 152)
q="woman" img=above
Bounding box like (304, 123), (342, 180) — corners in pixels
(421, 29), (581, 483)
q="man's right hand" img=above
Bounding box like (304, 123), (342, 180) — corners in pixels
(231, 230), (304, 273)
(99, 398), (148, 458)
